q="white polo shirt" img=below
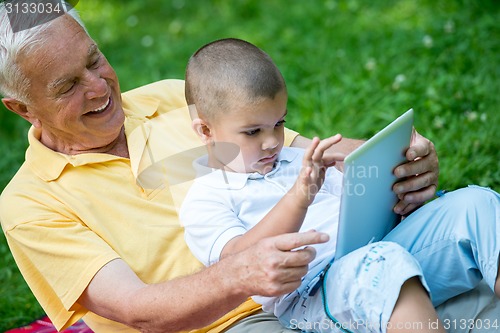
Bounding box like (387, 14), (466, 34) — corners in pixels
(181, 147), (343, 313)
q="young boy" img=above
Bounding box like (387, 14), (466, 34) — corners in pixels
(179, 38), (445, 333)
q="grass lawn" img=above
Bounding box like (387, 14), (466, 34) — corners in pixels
(1, 0), (499, 330)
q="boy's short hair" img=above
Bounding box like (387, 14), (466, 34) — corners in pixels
(185, 38), (286, 121)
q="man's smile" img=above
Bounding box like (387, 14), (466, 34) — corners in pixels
(86, 96), (112, 116)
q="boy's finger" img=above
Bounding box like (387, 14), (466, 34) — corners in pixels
(312, 134), (343, 163)
(303, 137), (320, 166)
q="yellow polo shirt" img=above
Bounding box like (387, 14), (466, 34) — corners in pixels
(0, 80), (298, 332)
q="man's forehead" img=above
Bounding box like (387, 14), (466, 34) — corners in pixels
(19, 22), (97, 90)
(25, 37), (96, 68)
(21, 15), (91, 60)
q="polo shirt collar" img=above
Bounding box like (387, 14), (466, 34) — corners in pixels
(25, 127), (69, 182)
(25, 127), (129, 182)
(122, 93), (160, 179)
(193, 148), (299, 190)
(25, 93), (160, 182)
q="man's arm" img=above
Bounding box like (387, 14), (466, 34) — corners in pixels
(78, 231), (328, 333)
(291, 134), (363, 159)
(291, 129), (439, 215)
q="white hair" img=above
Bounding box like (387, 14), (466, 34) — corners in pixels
(0, 1), (87, 102)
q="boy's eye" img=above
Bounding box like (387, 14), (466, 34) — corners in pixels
(276, 120), (286, 127)
(245, 129), (260, 136)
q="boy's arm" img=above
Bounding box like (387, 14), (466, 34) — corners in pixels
(221, 135), (342, 259)
(220, 181), (309, 259)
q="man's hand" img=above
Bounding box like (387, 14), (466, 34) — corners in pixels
(393, 129), (439, 215)
(77, 231), (327, 333)
(291, 129), (439, 216)
(234, 230), (329, 297)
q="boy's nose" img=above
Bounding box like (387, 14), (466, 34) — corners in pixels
(262, 135), (279, 150)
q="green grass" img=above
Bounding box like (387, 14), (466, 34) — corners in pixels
(1, 0), (499, 330)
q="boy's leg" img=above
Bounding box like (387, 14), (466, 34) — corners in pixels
(280, 241), (435, 333)
(384, 185), (500, 305)
(389, 277), (445, 333)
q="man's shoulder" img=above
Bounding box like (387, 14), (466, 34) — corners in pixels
(122, 79), (185, 100)
(1, 162), (38, 196)
(121, 79), (188, 119)
(0, 163), (42, 230)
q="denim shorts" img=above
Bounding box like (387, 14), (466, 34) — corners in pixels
(279, 241), (426, 333)
(279, 186), (500, 333)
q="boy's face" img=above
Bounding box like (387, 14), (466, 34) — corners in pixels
(208, 89), (287, 175)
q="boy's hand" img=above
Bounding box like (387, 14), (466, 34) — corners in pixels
(294, 134), (344, 207)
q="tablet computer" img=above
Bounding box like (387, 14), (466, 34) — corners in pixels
(335, 108), (414, 259)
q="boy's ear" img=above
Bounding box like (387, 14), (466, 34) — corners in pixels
(2, 97), (41, 128)
(191, 118), (213, 145)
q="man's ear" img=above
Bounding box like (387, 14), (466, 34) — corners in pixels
(2, 97), (41, 128)
(191, 118), (213, 145)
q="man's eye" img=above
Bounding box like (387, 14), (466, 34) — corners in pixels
(60, 82), (76, 95)
(89, 56), (101, 69)
(276, 120), (286, 127)
(245, 129), (260, 136)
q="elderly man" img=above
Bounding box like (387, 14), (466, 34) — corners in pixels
(1, 3), (498, 333)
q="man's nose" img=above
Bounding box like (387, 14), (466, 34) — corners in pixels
(84, 71), (107, 100)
